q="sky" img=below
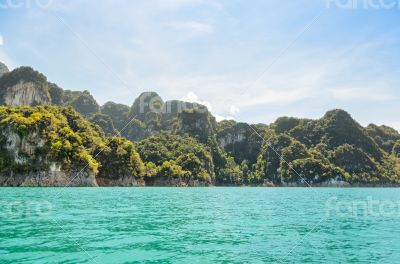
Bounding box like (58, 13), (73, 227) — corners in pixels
(0, 0), (399, 129)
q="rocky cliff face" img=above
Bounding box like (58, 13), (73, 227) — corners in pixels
(0, 129), (97, 186)
(96, 175), (144, 186)
(3, 129), (45, 162)
(1, 62), (400, 187)
(124, 92), (217, 142)
(218, 122), (250, 150)
(0, 66), (52, 107)
(145, 177), (212, 187)
(0, 170), (98, 187)
(217, 121), (264, 164)
(178, 110), (216, 142)
(2, 81), (51, 106)
(0, 106), (149, 187)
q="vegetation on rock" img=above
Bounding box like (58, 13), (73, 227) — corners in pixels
(0, 67), (51, 105)
(0, 105), (144, 185)
(90, 113), (117, 136)
(100, 102), (130, 132)
(136, 132), (214, 183)
(63, 90), (100, 117)
(1, 62), (400, 186)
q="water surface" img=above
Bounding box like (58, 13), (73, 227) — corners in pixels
(1, 188), (399, 263)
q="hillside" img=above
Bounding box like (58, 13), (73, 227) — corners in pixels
(0, 63), (399, 186)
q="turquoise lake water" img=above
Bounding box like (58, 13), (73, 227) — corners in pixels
(1, 188), (400, 263)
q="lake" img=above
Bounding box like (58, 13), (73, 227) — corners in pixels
(1, 187), (399, 263)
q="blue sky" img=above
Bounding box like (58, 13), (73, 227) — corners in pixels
(0, 0), (399, 129)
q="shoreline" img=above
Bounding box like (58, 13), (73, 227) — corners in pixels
(1, 174), (398, 188)
(0, 184), (399, 188)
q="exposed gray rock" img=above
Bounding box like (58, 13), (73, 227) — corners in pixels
(217, 122), (263, 163)
(146, 177), (212, 187)
(96, 175), (145, 187)
(0, 170), (98, 187)
(3, 81), (50, 106)
(0, 129), (97, 187)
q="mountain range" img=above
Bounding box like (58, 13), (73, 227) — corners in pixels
(0, 62), (399, 186)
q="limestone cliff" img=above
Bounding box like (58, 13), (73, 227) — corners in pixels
(145, 177), (212, 187)
(0, 170), (98, 187)
(178, 109), (216, 143)
(124, 92), (217, 142)
(2, 81), (51, 106)
(1, 63), (400, 187)
(0, 106), (145, 187)
(96, 176), (144, 187)
(0, 66), (51, 107)
(217, 121), (264, 164)
(0, 128), (97, 186)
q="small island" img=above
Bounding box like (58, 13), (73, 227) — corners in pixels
(0, 63), (399, 187)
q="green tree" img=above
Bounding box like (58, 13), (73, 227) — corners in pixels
(217, 156), (243, 185)
(272, 116), (300, 134)
(136, 132), (215, 182)
(63, 90), (100, 117)
(157, 160), (190, 179)
(144, 162), (158, 178)
(393, 141), (400, 158)
(366, 124), (400, 153)
(90, 113), (117, 136)
(282, 158), (348, 184)
(96, 137), (145, 179)
(48, 82), (64, 105)
(101, 102), (130, 132)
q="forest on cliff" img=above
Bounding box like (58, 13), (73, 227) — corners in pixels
(0, 63), (400, 186)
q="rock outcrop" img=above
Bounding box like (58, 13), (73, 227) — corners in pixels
(0, 128), (97, 186)
(217, 121), (264, 164)
(145, 177), (212, 187)
(0, 106), (145, 187)
(0, 66), (51, 107)
(0, 170), (98, 187)
(96, 175), (144, 186)
(123, 92), (217, 142)
(2, 81), (51, 106)
(1, 62), (400, 187)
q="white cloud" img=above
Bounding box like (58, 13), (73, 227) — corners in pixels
(171, 21), (214, 37)
(229, 105), (240, 115)
(180, 91), (237, 122)
(110, 37), (398, 120)
(14, 0), (399, 129)
(0, 35), (3, 46)
(180, 91), (213, 111)
(214, 114), (235, 122)
(181, 91), (198, 101)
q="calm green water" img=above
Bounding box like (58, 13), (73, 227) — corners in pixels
(1, 188), (400, 263)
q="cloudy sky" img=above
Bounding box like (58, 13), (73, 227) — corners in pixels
(0, 0), (399, 129)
